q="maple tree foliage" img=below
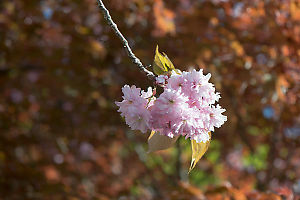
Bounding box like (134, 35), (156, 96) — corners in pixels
(0, 0), (300, 199)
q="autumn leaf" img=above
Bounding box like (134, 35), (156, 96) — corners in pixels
(147, 130), (179, 153)
(230, 41), (244, 56)
(189, 132), (211, 172)
(205, 185), (247, 200)
(291, 1), (300, 21)
(276, 75), (289, 102)
(152, 45), (175, 75)
(89, 39), (106, 59)
(153, 0), (176, 36)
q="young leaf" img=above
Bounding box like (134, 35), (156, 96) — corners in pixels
(189, 132), (211, 173)
(152, 45), (175, 75)
(147, 130), (179, 153)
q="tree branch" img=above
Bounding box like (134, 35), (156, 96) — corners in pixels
(96, 0), (155, 80)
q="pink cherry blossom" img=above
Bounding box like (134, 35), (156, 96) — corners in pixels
(166, 73), (186, 91)
(191, 131), (211, 143)
(156, 75), (168, 85)
(115, 69), (227, 143)
(125, 108), (151, 133)
(115, 85), (152, 133)
(150, 89), (189, 137)
(206, 104), (227, 132)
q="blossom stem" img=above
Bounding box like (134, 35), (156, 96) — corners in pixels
(96, 0), (156, 80)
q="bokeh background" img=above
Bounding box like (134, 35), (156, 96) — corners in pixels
(0, 0), (300, 199)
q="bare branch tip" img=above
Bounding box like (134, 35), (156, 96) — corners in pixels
(96, 0), (155, 80)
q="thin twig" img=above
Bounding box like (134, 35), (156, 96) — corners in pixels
(96, 0), (155, 80)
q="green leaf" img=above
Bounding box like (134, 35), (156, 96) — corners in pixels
(152, 45), (175, 75)
(242, 144), (269, 170)
(147, 130), (179, 153)
(189, 132), (211, 173)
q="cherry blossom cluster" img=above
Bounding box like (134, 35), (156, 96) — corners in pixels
(116, 69), (227, 143)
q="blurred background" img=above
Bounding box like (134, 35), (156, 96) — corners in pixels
(0, 0), (300, 199)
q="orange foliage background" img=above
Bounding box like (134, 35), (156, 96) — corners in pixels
(0, 0), (300, 199)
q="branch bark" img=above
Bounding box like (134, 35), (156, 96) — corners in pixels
(96, 0), (155, 80)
